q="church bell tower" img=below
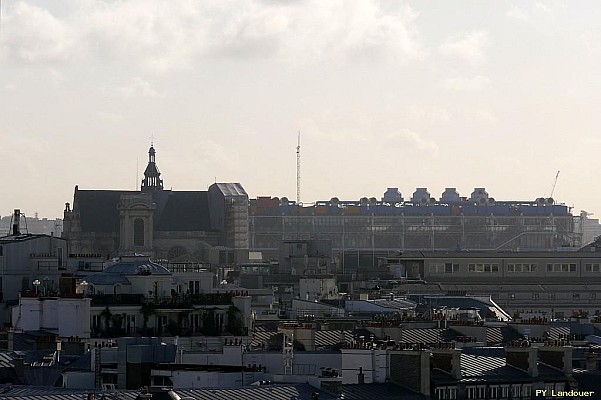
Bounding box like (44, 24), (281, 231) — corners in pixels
(141, 144), (164, 192)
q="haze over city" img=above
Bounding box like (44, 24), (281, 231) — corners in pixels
(1, 0), (600, 218)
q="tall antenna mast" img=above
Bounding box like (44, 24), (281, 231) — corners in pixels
(296, 131), (301, 204)
(549, 170), (560, 198)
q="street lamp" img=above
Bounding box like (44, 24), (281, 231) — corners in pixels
(33, 279), (41, 295)
(80, 280), (88, 296)
(43, 276), (49, 296)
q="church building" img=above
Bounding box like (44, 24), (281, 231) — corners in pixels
(62, 145), (248, 265)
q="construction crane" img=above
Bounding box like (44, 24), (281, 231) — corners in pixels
(296, 131), (301, 204)
(549, 170), (560, 198)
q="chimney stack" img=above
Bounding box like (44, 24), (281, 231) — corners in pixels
(388, 349), (431, 395)
(505, 342), (538, 377)
(539, 340), (572, 375)
(431, 345), (462, 380)
(12, 209), (20, 236)
(586, 351), (597, 371)
(357, 366), (365, 384)
(11, 356), (24, 383)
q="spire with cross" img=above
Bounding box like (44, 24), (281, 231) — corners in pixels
(141, 139), (163, 192)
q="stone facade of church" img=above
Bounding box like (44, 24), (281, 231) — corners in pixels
(62, 145), (249, 265)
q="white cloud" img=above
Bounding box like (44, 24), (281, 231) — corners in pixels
(400, 105), (453, 125)
(506, 5), (530, 22)
(535, 3), (552, 13)
(96, 111), (124, 124)
(580, 32), (601, 54)
(0, 1), (424, 70)
(460, 107), (499, 125)
(443, 75), (491, 92)
(386, 129), (439, 157)
(117, 77), (159, 98)
(0, 134), (52, 176)
(48, 68), (67, 85)
(0, 2), (77, 64)
(506, 3), (558, 24)
(189, 139), (239, 171)
(439, 31), (488, 66)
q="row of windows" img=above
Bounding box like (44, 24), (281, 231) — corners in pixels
(435, 384), (535, 400)
(507, 292), (596, 300)
(468, 263), (499, 273)
(430, 263), (459, 273)
(429, 262), (601, 273)
(547, 263), (577, 272)
(92, 314), (137, 333)
(466, 383), (537, 399)
(507, 263), (537, 272)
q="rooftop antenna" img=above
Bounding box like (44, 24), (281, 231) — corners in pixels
(296, 131), (301, 204)
(549, 170), (560, 198)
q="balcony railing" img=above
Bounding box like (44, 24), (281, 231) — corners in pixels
(89, 292), (235, 308)
(90, 294), (145, 306)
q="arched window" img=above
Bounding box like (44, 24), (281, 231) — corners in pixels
(133, 218), (145, 247)
(167, 246), (188, 260)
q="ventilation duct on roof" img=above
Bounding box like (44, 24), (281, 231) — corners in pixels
(412, 188), (431, 205)
(470, 188), (489, 203)
(441, 188), (460, 203)
(382, 188), (403, 203)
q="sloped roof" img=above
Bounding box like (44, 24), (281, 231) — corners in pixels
(314, 330), (353, 348)
(432, 351), (568, 385)
(400, 328), (445, 344)
(154, 191), (212, 231)
(371, 298), (416, 310)
(0, 234), (67, 244)
(178, 384), (334, 400)
(76, 190), (131, 233)
(73, 189), (214, 233)
(340, 383), (426, 400)
(103, 259), (171, 276)
(486, 326), (522, 344)
(81, 273), (131, 285)
(549, 326), (571, 340)
(214, 183), (247, 197)
(250, 326), (279, 349)
(0, 384), (337, 400)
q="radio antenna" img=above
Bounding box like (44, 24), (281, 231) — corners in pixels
(296, 131), (301, 204)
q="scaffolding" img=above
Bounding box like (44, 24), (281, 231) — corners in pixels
(249, 206), (581, 256)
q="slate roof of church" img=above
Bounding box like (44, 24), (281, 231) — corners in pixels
(154, 190), (212, 232)
(74, 189), (214, 233)
(75, 189), (133, 233)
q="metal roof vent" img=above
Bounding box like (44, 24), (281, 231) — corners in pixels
(382, 188), (403, 203)
(441, 188), (460, 203)
(470, 188), (489, 203)
(412, 188), (431, 205)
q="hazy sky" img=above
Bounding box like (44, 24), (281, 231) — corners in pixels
(1, 0), (600, 218)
